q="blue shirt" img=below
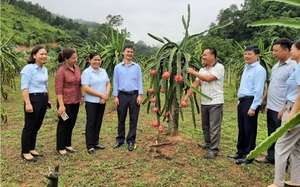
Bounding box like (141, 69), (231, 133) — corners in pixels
(267, 59), (297, 112)
(20, 63), (48, 93)
(286, 63), (300, 102)
(238, 61), (266, 110)
(81, 66), (110, 103)
(113, 62), (143, 96)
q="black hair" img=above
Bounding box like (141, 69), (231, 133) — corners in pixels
(27, 45), (45, 64)
(273, 38), (292, 51)
(123, 45), (134, 52)
(89, 52), (100, 60)
(57, 48), (76, 63)
(292, 39), (300, 50)
(245, 45), (260, 55)
(206, 47), (217, 58)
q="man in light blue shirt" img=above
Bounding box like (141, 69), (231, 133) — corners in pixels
(228, 45), (266, 164)
(255, 38), (296, 165)
(113, 45), (143, 151)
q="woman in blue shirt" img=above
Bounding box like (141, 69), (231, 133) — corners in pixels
(81, 52), (110, 154)
(269, 40), (300, 187)
(20, 46), (51, 162)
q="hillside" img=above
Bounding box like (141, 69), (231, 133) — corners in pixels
(0, 2), (69, 46)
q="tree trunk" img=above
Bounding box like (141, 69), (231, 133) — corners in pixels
(167, 99), (179, 136)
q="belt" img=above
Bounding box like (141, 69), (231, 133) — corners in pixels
(119, 90), (138, 95)
(285, 100), (294, 111)
(238, 96), (254, 102)
(29, 92), (48, 96)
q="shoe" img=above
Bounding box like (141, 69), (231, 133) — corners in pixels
(30, 152), (44, 157)
(21, 154), (37, 162)
(66, 147), (78, 153)
(236, 158), (254, 165)
(57, 150), (69, 156)
(128, 143), (134, 151)
(88, 149), (96, 155)
(204, 151), (217, 159)
(95, 145), (105, 149)
(113, 142), (124, 149)
(285, 181), (300, 187)
(255, 157), (271, 163)
(82, 131), (85, 135)
(228, 153), (243, 159)
(198, 143), (209, 149)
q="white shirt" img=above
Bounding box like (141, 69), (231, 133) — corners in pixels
(196, 62), (224, 105)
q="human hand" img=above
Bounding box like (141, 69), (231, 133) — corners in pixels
(101, 93), (109, 101)
(186, 68), (195, 74)
(247, 108), (255, 116)
(260, 100), (267, 113)
(278, 109), (284, 120)
(100, 99), (106, 104)
(25, 103), (33, 113)
(137, 95), (142, 105)
(57, 105), (66, 116)
(80, 97), (84, 106)
(114, 97), (119, 106)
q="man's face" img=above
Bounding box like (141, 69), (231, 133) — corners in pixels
(122, 47), (134, 61)
(273, 44), (288, 61)
(202, 49), (214, 64)
(244, 50), (258, 65)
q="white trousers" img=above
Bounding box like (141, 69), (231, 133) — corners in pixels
(274, 101), (300, 187)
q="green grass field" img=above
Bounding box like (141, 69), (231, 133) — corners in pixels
(0, 76), (286, 187)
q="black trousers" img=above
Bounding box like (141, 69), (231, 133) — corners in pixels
(237, 98), (260, 158)
(85, 102), (106, 150)
(56, 103), (79, 151)
(21, 93), (48, 153)
(266, 109), (281, 163)
(116, 92), (140, 144)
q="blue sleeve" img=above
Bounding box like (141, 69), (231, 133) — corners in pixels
(137, 65), (143, 95)
(113, 66), (119, 96)
(20, 65), (32, 91)
(81, 70), (90, 85)
(250, 68), (266, 110)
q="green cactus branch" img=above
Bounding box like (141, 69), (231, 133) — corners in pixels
(247, 111), (300, 160)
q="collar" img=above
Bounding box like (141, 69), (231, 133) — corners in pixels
(204, 61), (218, 68)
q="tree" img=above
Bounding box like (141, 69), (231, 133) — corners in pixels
(143, 4), (232, 136)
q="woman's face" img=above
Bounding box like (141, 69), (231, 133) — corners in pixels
(290, 44), (300, 62)
(34, 48), (47, 65)
(65, 53), (78, 66)
(89, 55), (102, 69)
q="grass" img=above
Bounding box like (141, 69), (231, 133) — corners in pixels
(0, 76), (287, 187)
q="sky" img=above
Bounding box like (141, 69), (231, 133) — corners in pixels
(24, 0), (245, 46)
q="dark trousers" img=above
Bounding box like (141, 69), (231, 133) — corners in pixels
(21, 94), (48, 153)
(116, 92), (140, 144)
(201, 104), (223, 152)
(85, 102), (106, 150)
(266, 109), (281, 163)
(56, 103), (79, 151)
(237, 98), (260, 158)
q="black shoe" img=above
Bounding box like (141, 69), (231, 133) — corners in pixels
(30, 152), (44, 157)
(228, 153), (243, 159)
(57, 150), (69, 156)
(95, 145), (105, 150)
(128, 143), (135, 151)
(204, 151), (218, 159)
(198, 143), (209, 149)
(21, 154), (37, 162)
(66, 147), (78, 153)
(113, 142), (124, 149)
(236, 158), (254, 165)
(88, 149), (96, 155)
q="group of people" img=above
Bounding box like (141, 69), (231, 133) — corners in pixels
(20, 39), (300, 186)
(20, 45), (142, 162)
(182, 39), (300, 187)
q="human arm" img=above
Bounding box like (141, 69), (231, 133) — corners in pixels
(55, 68), (66, 115)
(186, 68), (217, 82)
(137, 65), (143, 105)
(181, 80), (200, 102)
(22, 89), (33, 113)
(286, 86), (300, 120)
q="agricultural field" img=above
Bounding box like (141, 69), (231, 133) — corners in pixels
(0, 76), (286, 187)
